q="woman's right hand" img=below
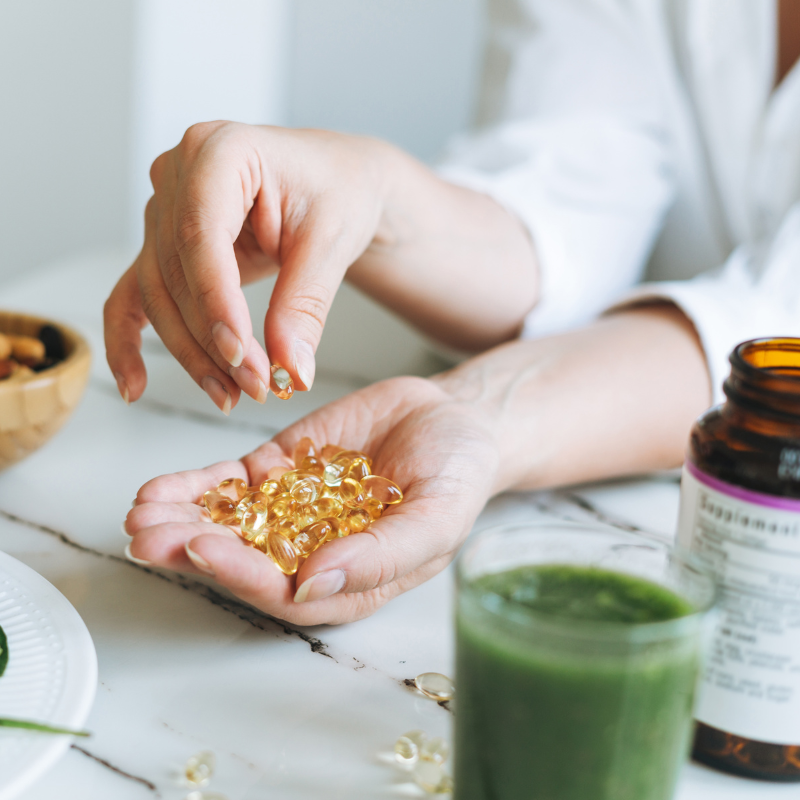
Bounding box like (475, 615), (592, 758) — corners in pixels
(104, 122), (393, 411)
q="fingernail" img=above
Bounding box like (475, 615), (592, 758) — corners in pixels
(294, 339), (316, 390)
(124, 542), (151, 566)
(230, 365), (267, 404)
(201, 376), (231, 416)
(121, 521), (132, 537)
(212, 322), (244, 368)
(185, 542), (215, 576)
(294, 569), (346, 603)
(114, 372), (130, 405)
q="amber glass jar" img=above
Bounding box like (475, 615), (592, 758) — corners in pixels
(677, 338), (800, 781)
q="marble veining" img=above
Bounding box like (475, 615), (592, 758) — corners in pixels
(0, 252), (791, 799)
(70, 745), (159, 796)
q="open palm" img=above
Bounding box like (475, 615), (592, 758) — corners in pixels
(125, 376), (499, 625)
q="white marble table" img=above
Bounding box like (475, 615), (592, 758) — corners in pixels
(1, 252), (796, 800)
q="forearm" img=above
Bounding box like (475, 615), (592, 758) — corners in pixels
(433, 304), (712, 493)
(347, 141), (539, 352)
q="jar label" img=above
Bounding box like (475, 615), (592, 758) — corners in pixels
(677, 462), (800, 744)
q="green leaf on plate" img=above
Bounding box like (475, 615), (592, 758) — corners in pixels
(0, 624), (7, 677)
(0, 718), (89, 736)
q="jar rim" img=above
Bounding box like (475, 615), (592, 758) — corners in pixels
(730, 338), (800, 386)
(456, 522), (718, 644)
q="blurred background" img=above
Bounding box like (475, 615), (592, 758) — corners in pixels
(0, 0), (486, 378)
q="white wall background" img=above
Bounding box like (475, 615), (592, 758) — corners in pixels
(0, 0), (486, 375)
(0, 0), (135, 281)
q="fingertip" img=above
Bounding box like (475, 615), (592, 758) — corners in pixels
(293, 339), (316, 391)
(185, 540), (215, 575)
(201, 375), (241, 415)
(230, 364), (268, 404)
(114, 372), (130, 405)
(211, 321), (244, 368)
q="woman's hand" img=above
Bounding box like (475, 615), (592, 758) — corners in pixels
(104, 123), (392, 412)
(103, 121), (538, 414)
(124, 377), (499, 626)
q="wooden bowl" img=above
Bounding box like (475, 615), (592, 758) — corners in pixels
(0, 311), (91, 471)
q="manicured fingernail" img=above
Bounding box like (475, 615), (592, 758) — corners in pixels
(185, 542), (215, 576)
(201, 376), (231, 416)
(212, 322), (244, 368)
(121, 521), (132, 537)
(230, 365), (267, 404)
(294, 339), (316, 390)
(294, 569), (346, 603)
(124, 542), (151, 566)
(114, 372), (130, 405)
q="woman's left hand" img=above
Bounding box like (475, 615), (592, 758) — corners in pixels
(124, 376), (498, 626)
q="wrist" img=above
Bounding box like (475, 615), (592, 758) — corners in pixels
(431, 343), (554, 496)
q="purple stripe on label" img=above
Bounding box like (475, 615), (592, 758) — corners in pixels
(685, 460), (800, 511)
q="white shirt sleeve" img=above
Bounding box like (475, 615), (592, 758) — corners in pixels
(438, 0), (676, 338)
(613, 204), (800, 405)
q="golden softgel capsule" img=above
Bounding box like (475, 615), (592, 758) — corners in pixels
(269, 364), (294, 400)
(200, 439), (403, 576)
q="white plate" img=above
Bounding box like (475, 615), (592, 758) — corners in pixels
(0, 551), (97, 799)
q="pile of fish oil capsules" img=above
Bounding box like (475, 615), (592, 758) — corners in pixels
(184, 751), (215, 787)
(201, 437), (403, 575)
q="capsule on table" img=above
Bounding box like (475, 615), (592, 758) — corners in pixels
(346, 508), (371, 533)
(215, 478), (248, 503)
(241, 502), (269, 539)
(202, 491), (238, 525)
(362, 475), (403, 505)
(292, 436), (317, 467)
(270, 364), (294, 400)
(267, 530), (300, 575)
(395, 730), (427, 767)
(412, 760), (452, 794)
(414, 672), (454, 701)
(184, 750), (215, 786)
(419, 737), (450, 765)
(184, 792), (229, 800)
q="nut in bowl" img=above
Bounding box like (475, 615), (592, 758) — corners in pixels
(0, 310), (91, 470)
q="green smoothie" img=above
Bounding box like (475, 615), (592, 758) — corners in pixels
(454, 564), (702, 800)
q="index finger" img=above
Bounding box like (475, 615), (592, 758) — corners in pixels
(172, 133), (269, 379)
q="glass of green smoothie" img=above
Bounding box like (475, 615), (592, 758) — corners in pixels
(454, 522), (716, 800)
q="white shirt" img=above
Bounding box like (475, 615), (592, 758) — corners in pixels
(440, 0), (800, 403)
